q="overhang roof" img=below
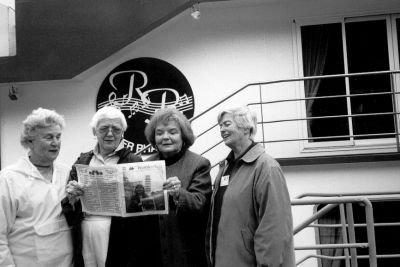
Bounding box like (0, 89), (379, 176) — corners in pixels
(0, 0), (230, 83)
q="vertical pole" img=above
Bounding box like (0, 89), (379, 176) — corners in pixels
(363, 199), (377, 267)
(389, 73), (400, 152)
(346, 203), (358, 267)
(339, 204), (351, 267)
(259, 84), (266, 148)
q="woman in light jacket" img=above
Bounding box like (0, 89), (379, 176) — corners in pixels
(0, 108), (73, 267)
(206, 106), (295, 267)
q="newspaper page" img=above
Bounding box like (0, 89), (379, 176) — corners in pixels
(75, 160), (168, 217)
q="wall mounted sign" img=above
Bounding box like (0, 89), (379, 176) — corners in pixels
(96, 57), (194, 154)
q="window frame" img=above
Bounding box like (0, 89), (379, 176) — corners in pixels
(294, 13), (400, 154)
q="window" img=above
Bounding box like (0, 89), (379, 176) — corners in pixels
(297, 15), (400, 150)
(316, 200), (400, 267)
(0, 0), (16, 57)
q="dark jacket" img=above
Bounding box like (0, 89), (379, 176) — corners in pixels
(121, 149), (212, 267)
(61, 148), (142, 267)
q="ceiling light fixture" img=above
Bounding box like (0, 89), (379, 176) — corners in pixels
(191, 3), (200, 20)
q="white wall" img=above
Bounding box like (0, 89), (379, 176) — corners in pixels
(1, 1), (400, 265)
(2, 0), (399, 166)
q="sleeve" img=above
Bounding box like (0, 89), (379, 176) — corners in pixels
(128, 154), (143, 163)
(253, 163), (295, 267)
(0, 173), (17, 267)
(61, 157), (83, 227)
(175, 157), (212, 214)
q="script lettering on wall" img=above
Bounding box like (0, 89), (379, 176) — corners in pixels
(96, 57), (194, 154)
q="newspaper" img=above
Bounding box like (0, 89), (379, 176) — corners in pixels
(75, 160), (168, 217)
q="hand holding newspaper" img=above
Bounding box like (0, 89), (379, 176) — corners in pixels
(75, 160), (168, 217)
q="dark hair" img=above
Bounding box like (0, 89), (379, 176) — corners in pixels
(144, 108), (195, 150)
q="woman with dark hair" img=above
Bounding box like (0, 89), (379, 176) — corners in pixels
(124, 107), (212, 267)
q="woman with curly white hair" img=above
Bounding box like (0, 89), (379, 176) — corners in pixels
(0, 107), (73, 267)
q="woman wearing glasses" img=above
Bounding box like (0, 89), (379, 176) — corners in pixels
(62, 106), (142, 267)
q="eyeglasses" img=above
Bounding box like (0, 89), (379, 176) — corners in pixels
(97, 126), (123, 135)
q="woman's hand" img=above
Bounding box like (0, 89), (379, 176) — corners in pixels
(65, 180), (84, 205)
(163, 176), (181, 198)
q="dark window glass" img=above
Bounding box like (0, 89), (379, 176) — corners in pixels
(301, 19), (396, 143)
(345, 20), (394, 139)
(301, 24), (348, 142)
(398, 18), (400, 57)
(317, 201), (400, 267)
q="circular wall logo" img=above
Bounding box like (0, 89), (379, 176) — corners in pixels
(96, 57), (194, 154)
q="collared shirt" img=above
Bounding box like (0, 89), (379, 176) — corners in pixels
(83, 141), (125, 221)
(91, 140), (125, 167)
(81, 141), (125, 266)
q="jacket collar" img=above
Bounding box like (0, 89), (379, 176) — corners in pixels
(219, 143), (265, 167)
(240, 143), (265, 163)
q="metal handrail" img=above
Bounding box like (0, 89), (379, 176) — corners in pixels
(309, 222), (400, 228)
(296, 254), (400, 266)
(292, 196), (378, 267)
(199, 71), (400, 159)
(248, 90), (400, 106)
(293, 192), (400, 266)
(294, 191), (400, 199)
(135, 69), (400, 155)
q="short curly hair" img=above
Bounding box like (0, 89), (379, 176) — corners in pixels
(89, 106), (127, 132)
(217, 106), (258, 141)
(20, 107), (66, 149)
(144, 107), (195, 150)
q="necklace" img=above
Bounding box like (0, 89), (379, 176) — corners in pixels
(33, 163), (52, 168)
(29, 156), (52, 168)
(35, 164), (54, 182)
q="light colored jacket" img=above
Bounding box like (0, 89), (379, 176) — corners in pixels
(206, 144), (295, 267)
(0, 157), (73, 267)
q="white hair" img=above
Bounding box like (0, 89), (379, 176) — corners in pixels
(217, 106), (258, 141)
(20, 107), (66, 149)
(90, 106), (127, 131)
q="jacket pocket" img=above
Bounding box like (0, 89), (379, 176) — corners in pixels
(240, 228), (255, 255)
(34, 218), (73, 267)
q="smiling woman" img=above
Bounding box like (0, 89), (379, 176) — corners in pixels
(206, 106), (295, 267)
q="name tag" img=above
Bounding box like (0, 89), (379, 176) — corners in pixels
(220, 175), (229, 187)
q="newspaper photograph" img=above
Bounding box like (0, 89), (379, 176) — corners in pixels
(75, 160), (168, 217)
